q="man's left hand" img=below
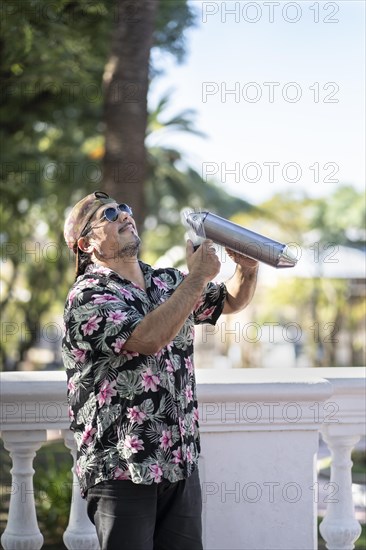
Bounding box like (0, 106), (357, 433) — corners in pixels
(225, 249), (259, 270)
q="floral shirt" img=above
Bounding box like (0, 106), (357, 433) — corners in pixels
(62, 262), (227, 497)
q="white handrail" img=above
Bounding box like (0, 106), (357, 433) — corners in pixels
(0, 368), (364, 550)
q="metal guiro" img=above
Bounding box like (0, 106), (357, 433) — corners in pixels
(184, 210), (298, 269)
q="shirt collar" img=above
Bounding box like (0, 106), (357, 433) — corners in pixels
(85, 261), (153, 285)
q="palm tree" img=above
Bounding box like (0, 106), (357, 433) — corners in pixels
(103, 0), (159, 230)
(142, 93), (256, 263)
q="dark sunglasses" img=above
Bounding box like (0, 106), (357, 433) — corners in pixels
(80, 192), (133, 238)
(98, 203), (133, 223)
(93, 192), (133, 221)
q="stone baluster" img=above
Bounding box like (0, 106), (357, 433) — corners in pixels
(1, 430), (47, 550)
(62, 430), (100, 550)
(319, 432), (362, 550)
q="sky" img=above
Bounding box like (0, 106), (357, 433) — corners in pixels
(148, 0), (365, 206)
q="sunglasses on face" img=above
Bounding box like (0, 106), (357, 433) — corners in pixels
(80, 192), (133, 238)
(93, 192), (133, 221)
(98, 203), (133, 223)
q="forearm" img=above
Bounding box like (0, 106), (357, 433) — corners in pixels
(124, 273), (207, 354)
(223, 264), (259, 314)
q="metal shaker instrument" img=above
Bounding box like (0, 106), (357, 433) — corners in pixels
(183, 210), (298, 268)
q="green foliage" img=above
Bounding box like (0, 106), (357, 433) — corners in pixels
(351, 450), (366, 481)
(1, 0), (364, 369)
(0, 0), (109, 366)
(143, 147), (254, 264)
(311, 186), (366, 245)
(231, 189), (365, 367)
(0, 438), (73, 547)
(142, 95), (255, 264)
(33, 440), (73, 544)
(152, 0), (196, 64)
(147, 91), (205, 137)
(0, 439), (12, 530)
(0, 0), (198, 368)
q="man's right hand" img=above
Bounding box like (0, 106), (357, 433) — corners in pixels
(123, 240), (221, 355)
(186, 239), (221, 284)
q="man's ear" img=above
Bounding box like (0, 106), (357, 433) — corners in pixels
(77, 236), (94, 253)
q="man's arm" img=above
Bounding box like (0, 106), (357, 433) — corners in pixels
(124, 240), (221, 355)
(222, 250), (259, 314)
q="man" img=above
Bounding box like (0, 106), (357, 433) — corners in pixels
(62, 191), (258, 550)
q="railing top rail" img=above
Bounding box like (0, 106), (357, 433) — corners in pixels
(1, 368), (364, 401)
(0, 371), (67, 402)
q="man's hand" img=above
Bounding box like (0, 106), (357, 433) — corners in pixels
(123, 240), (221, 355)
(225, 249), (259, 271)
(186, 239), (221, 284)
(222, 249), (259, 315)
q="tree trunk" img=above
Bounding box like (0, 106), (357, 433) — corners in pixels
(103, 0), (159, 231)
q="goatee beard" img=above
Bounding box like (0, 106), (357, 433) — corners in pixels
(118, 236), (141, 258)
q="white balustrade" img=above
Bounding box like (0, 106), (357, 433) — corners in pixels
(62, 430), (100, 549)
(317, 369), (366, 550)
(319, 433), (362, 550)
(196, 368), (334, 550)
(1, 430), (47, 550)
(0, 371), (97, 550)
(0, 368), (364, 550)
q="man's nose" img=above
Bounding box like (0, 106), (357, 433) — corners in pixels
(118, 210), (133, 225)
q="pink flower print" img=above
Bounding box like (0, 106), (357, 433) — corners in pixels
(185, 385), (193, 403)
(155, 342), (172, 359)
(121, 349), (139, 360)
(179, 417), (186, 437)
(194, 297), (204, 310)
(68, 406), (74, 421)
(172, 447), (183, 465)
(184, 357), (194, 375)
(120, 288), (134, 300)
(107, 310), (127, 324)
(165, 359), (174, 373)
(149, 463), (163, 483)
(152, 277), (168, 291)
(72, 348), (87, 363)
(81, 315), (103, 336)
(67, 378), (75, 393)
(84, 277), (96, 284)
(190, 417), (196, 435)
(112, 337), (124, 354)
(114, 467), (130, 480)
(75, 462), (82, 477)
(196, 306), (216, 321)
(127, 406), (147, 425)
(124, 434), (144, 454)
(68, 288), (78, 305)
(142, 368), (160, 392)
(193, 407), (199, 423)
(92, 294), (119, 304)
(97, 379), (117, 407)
(186, 447), (194, 464)
(159, 430), (173, 450)
(81, 424), (97, 445)
(93, 266), (110, 276)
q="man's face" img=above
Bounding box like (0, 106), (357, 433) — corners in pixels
(85, 202), (141, 260)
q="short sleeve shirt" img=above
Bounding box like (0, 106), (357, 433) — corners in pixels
(62, 262), (227, 497)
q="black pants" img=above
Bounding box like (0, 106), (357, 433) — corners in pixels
(86, 469), (203, 550)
